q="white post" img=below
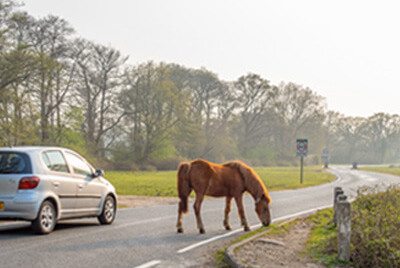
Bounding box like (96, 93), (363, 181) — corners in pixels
(337, 194), (351, 262)
(333, 187), (343, 226)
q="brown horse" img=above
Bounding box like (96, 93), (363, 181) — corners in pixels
(176, 159), (271, 234)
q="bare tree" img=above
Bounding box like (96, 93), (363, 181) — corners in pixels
(0, 10), (39, 145)
(28, 15), (75, 143)
(74, 39), (127, 157)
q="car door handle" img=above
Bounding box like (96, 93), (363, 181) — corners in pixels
(53, 182), (60, 188)
(78, 184), (83, 190)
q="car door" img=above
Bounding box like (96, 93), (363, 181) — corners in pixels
(41, 150), (77, 217)
(63, 151), (105, 215)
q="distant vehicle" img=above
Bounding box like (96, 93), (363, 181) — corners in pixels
(0, 146), (117, 234)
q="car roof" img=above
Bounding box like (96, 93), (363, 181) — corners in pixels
(0, 146), (66, 153)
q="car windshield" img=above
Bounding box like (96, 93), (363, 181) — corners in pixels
(0, 152), (31, 174)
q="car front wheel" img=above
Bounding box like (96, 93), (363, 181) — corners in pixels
(31, 200), (56, 234)
(98, 195), (116, 225)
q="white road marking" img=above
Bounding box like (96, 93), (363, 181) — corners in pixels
(271, 204), (332, 223)
(113, 216), (170, 230)
(133, 260), (161, 268)
(177, 204), (332, 254)
(359, 174), (377, 182)
(177, 228), (243, 253)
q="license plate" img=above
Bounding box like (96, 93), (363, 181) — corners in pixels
(0, 202), (3, 210)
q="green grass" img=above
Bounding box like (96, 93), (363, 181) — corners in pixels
(215, 250), (229, 268)
(254, 166), (334, 191)
(305, 209), (349, 267)
(104, 166), (335, 196)
(359, 165), (400, 177)
(105, 170), (177, 196)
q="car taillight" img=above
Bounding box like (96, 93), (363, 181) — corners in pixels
(18, 176), (40, 189)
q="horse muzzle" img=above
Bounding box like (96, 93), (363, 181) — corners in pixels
(263, 220), (271, 227)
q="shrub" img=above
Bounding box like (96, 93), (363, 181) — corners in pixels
(351, 185), (400, 267)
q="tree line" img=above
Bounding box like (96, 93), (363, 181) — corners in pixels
(1, 1), (400, 170)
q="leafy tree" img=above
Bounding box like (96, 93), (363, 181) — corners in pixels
(188, 68), (236, 160)
(165, 64), (237, 162)
(272, 82), (326, 163)
(359, 113), (400, 163)
(233, 73), (276, 159)
(328, 115), (366, 164)
(119, 62), (187, 165)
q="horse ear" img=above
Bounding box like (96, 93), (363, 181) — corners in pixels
(262, 193), (272, 204)
(256, 194), (271, 205)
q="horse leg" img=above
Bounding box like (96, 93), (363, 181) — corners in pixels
(193, 194), (205, 234)
(235, 195), (250, 231)
(176, 208), (184, 233)
(223, 196), (232, 230)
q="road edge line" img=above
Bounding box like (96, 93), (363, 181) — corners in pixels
(133, 260), (161, 268)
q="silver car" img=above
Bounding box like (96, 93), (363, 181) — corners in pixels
(0, 146), (117, 234)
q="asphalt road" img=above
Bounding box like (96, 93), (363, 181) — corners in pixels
(1, 166), (399, 268)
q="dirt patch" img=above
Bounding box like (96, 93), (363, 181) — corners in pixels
(234, 220), (324, 268)
(117, 195), (180, 208)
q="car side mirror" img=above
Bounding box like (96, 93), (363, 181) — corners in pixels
(93, 169), (104, 178)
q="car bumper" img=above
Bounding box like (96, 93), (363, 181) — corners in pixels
(0, 191), (41, 221)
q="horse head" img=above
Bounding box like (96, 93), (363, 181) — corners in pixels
(255, 194), (271, 227)
(235, 161), (272, 227)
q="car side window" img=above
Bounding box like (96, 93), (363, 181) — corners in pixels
(64, 152), (93, 176)
(42, 151), (69, 173)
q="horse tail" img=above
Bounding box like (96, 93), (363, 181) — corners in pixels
(177, 162), (191, 214)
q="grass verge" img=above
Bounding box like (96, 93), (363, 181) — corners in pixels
(279, 187), (400, 267)
(221, 209), (341, 268)
(359, 165), (400, 177)
(305, 208), (350, 267)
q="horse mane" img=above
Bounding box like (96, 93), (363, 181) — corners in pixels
(224, 161), (271, 204)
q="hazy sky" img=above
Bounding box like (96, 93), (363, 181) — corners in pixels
(23, 0), (400, 117)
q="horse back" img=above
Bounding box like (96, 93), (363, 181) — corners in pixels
(189, 159), (244, 197)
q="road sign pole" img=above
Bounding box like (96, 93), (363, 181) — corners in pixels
(296, 139), (307, 185)
(300, 156), (303, 184)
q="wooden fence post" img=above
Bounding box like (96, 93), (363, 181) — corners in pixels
(337, 194), (351, 262)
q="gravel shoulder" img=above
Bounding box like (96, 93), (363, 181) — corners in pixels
(234, 220), (324, 268)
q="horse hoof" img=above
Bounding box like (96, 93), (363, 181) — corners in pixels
(244, 226), (250, 232)
(199, 228), (206, 234)
(177, 228), (184, 233)
(225, 226), (232, 231)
